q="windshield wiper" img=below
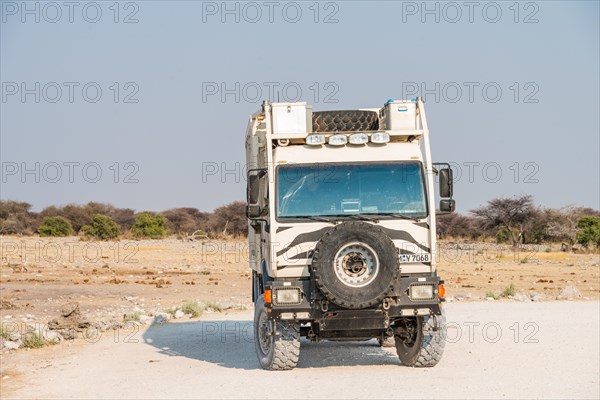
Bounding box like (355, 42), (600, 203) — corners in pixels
(284, 215), (339, 224)
(363, 212), (424, 222)
(328, 214), (380, 222)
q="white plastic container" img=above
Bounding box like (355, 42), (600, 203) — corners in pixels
(271, 102), (313, 135)
(381, 101), (417, 130)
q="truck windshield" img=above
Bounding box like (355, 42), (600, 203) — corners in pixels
(277, 162), (427, 219)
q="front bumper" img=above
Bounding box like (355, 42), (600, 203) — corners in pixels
(265, 275), (443, 326)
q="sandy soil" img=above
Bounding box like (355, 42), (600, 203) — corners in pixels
(1, 236), (599, 398)
(1, 236), (598, 326)
(2, 302), (599, 399)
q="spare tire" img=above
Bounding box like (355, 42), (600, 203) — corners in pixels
(311, 221), (399, 309)
(312, 110), (379, 133)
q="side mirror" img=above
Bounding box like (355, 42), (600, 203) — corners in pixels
(439, 168), (453, 198)
(440, 199), (456, 212)
(246, 169), (266, 219)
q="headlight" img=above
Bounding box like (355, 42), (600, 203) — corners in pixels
(328, 134), (347, 146)
(274, 287), (302, 305)
(370, 132), (390, 143)
(409, 284), (434, 300)
(306, 134), (325, 145)
(349, 133), (369, 145)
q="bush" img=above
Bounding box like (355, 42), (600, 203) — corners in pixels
(204, 300), (223, 312)
(82, 214), (121, 240)
(22, 332), (45, 349)
(181, 301), (203, 317)
(163, 208), (210, 234)
(0, 201), (37, 235)
(0, 324), (10, 340)
(209, 201), (247, 237)
(123, 312), (142, 322)
(501, 283), (517, 297)
(496, 228), (511, 243)
(131, 212), (167, 239)
(38, 216), (74, 237)
(485, 290), (498, 300)
(576, 216), (600, 248)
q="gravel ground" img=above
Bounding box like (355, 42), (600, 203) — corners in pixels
(3, 301), (599, 399)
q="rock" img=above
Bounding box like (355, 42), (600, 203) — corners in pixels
(60, 302), (79, 317)
(454, 292), (472, 301)
(174, 310), (184, 319)
(0, 300), (18, 310)
(3, 341), (20, 350)
(485, 297), (496, 301)
(139, 315), (153, 325)
(44, 330), (63, 342)
(48, 302), (90, 338)
(445, 296), (455, 302)
(8, 332), (22, 342)
(556, 285), (582, 300)
(530, 292), (545, 302)
(510, 293), (530, 302)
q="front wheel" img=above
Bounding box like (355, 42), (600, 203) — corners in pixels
(254, 297), (300, 370)
(394, 311), (446, 367)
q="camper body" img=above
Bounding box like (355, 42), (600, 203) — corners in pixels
(245, 99), (455, 370)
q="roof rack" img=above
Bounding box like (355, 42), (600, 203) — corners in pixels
(267, 99), (427, 140)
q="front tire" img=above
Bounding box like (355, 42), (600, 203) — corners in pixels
(378, 336), (396, 347)
(394, 311), (446, 367)
(254, 297), (300, 370)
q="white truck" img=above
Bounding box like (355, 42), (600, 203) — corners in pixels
(245, 98), (455, 370)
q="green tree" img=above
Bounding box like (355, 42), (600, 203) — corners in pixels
(82, 214), (121, 240)
(38, 216), (74, 237)
(576, 216), (600, 248)
(131, 212), (167, 239)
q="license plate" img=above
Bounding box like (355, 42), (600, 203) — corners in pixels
(400, 253), (431, 263)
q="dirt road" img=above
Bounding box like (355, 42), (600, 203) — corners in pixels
(4, 302), (599, 399)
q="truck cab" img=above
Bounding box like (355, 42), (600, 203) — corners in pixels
(245, 98), (454, 370)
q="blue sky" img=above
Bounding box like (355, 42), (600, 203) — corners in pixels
(1, 1), (599, 213)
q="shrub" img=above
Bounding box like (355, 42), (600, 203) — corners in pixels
(0, 324), (10, 340)
(22, 332), (45, 349)
(485, 290), (498, 300)
(576, 216), (600, 248)
(38, 216), (74, 237)
(82, 214), (121, 240)
(131, 212), (167, 239)
(501, 283), (517, 297)
(204, 300), (223, 312)
(210, 201), (247, 237)
(181, 301), (203, 318)
(163, 208), (210, 235)
(0, 201), (37, 235)
(496, 228), (511, 243)
(123, 312), (142, 322)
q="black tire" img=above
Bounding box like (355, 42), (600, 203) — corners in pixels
(254, 297), (300, 371)
(378, 336), (396, 347)
(394, 311), (446, 367)
(311, 221), (399, 309)
(312, 110), (379, 133)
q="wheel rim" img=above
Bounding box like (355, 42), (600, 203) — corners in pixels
(333, 242), (379, 288)
(257, 311), (271, 354)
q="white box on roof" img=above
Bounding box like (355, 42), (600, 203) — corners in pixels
(381, 100), (417, 131)
(271, 102), (313, 135)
